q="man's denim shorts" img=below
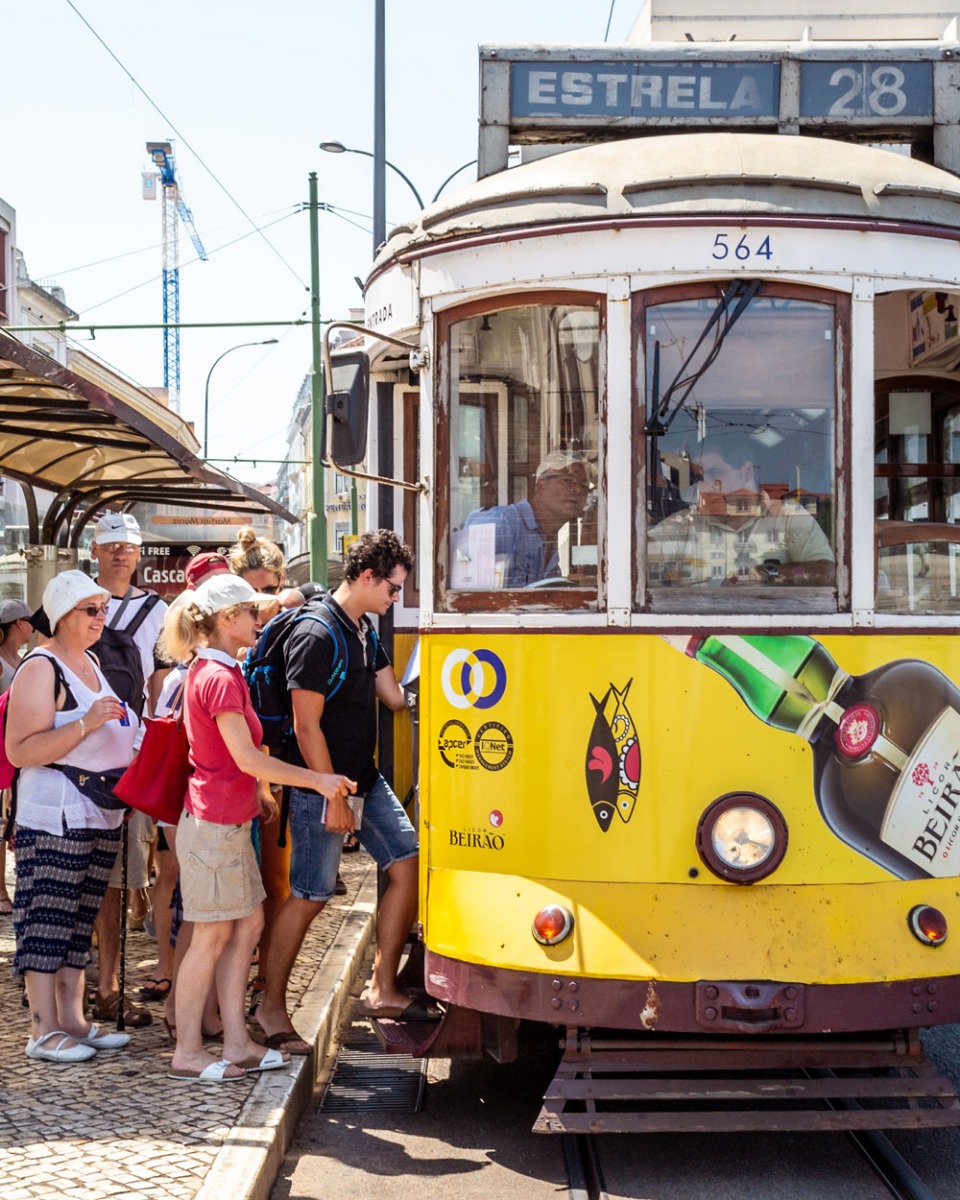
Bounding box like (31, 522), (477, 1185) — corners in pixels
(288, 773), (417, 903)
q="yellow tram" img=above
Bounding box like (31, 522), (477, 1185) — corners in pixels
(328, 24), (960, 1130)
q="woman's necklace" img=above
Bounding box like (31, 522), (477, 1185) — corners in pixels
(54, 646), (98, 687)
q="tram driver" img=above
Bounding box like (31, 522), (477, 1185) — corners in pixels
(461, 450), (595, 588)
(647, 435), (835, 588)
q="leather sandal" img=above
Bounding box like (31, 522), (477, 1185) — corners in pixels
(91, 990), (153, 1028)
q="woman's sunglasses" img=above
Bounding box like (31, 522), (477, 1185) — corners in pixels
(74, 603), (110, 618)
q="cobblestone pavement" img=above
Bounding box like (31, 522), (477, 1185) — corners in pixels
(0, 846), (376, 1200)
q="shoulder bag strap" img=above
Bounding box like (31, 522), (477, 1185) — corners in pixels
(108, 586), (134, 629)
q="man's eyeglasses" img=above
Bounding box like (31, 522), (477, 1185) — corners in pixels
(380, 578), (403, 597)
(98, 542), (139, 555)
(74, 603), (110, 618)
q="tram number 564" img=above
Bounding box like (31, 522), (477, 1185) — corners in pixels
(711, 234), (773, 261)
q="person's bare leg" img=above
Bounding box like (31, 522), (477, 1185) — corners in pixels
(171, 920), (231, 1073)
(256, 809), (290, 996)
(93, 886), (121, 996)
(148, 833), (178, 993)
(57, 967), (91, 1036)
(365, 855), (418, 1012)
(216, 908), (274, 1065)
(254, 895), (324, 1039)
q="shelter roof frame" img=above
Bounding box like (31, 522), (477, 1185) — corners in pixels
(0, 329), (295, 545)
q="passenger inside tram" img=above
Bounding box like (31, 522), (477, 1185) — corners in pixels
(647, 431), (835, 589)
(461, 450), (595, 588)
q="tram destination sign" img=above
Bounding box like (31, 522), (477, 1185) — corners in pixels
(511, 61), (781, 120)
(508, 58), (933, 122)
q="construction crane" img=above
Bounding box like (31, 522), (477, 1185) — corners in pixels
(143, 140), (207, 412)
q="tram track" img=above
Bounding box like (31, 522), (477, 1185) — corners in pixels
(562, 1127), (940, 1200)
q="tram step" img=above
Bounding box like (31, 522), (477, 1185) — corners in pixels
(534, 1030), (960, 1134)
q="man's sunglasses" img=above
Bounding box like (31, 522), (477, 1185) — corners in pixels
(74, 603), (110, 618)
(259, 585), (280, 595)
(380, 578), (403, 597)
(98, 542), (139, 554)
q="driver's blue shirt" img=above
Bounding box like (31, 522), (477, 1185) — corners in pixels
(463, 499), (557, 588)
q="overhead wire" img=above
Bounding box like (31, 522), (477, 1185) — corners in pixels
(64, 0), (307, 289)
(78, 208), (302, 314)
(42, 206), (300, 279)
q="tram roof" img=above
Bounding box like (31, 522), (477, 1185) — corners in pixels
(0, 329), (296, 533)
(380, 133), (960, 259)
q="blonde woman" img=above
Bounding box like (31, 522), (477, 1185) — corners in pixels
(161, 574), (354, 1082)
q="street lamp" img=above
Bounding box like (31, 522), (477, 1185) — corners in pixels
(203, 339), (277, 458)
(319, 140), (478, 210)
(319, 140), (425, 210)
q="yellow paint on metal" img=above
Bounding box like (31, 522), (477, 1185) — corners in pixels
(419, 631), (960, 984)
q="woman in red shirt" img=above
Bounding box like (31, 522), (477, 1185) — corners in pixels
(161, 574), (355, 1083)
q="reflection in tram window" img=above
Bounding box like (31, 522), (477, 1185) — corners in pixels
(443, 302), (600, 599)
(875, 385), (960, 614)
(642, 287), (838, 613)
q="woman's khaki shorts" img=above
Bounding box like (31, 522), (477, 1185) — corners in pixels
(107, 809), (154, 890)
(177, 810), (265, 923)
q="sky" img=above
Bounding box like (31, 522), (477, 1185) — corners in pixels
(3, 1), (637, 486)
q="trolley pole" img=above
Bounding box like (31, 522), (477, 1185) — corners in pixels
(308, 171), (328, 588)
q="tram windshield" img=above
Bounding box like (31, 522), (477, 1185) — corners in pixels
(442, 300), (600, 602)
(642, 287), (838, 614)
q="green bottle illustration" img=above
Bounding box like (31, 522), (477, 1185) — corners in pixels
(665, 634), (960, 880)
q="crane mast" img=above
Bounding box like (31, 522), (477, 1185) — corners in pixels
(144, 141), (208, 413)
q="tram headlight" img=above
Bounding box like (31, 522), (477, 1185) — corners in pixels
(696, 793), (788, 884)
(532, 904), (574, 946)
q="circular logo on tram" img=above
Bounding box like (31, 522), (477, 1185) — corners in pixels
(474, 721), (514, 771)
(440, 648), (507, 710)
(437, 719), (473, 769)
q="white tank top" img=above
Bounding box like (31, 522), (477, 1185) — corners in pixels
(14, 649), (140, 834)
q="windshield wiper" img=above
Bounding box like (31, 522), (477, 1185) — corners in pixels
(645, 279), (763, 436)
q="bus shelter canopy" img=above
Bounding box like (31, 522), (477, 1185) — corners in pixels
(0, 330), (295, 544)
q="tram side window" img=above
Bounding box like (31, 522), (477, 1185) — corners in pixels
(875, 386), (960, 614)
(641, 287), (838, 614)
(442, 302), (600, 602)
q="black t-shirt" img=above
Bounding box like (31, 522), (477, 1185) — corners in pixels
(284, 595), (390, 792)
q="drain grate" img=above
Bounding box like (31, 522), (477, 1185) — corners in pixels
(320, 1042), (426, 1113)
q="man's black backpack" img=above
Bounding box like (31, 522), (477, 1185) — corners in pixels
(243, 597), (373, 750)
(93, 588), (162, 718)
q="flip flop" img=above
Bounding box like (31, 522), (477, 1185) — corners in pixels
(167, 1059), (248, 1083)
(163, 1017), (223, 1044)
(0, 897), (13, 916)
(361, 998), (443, 1022)
(139, 977), (171, 1001)
(226, 1047), (290, 1072)
(261, 1029), (312, 1056)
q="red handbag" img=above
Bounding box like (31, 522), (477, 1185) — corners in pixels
(113, 678), (190, 824)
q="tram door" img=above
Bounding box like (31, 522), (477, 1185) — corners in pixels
(875, 290), (960, 614)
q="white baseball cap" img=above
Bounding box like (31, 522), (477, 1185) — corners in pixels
(535, 450), (595, 484)
(93, 512), (142, 546)
(191, 574), (277, 615)
(42, 571), (110, 634)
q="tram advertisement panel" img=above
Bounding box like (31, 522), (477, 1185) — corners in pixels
(424, 633), (960, 886)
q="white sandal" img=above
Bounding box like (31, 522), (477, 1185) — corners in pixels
(25, 1031), (96, 1062)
